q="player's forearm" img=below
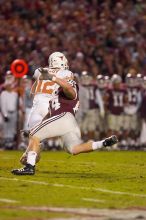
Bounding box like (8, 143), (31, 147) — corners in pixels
(53, 77), (76, 99)
(30, 81), (37, 96)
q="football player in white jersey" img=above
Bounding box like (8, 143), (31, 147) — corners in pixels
(20, 52), (73, 163)
(27, 52), (72, 130)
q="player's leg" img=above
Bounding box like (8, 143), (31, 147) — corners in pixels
(81, 110), (97, 140)
(122, 114), (130, 145)
(19, 136), (41, 165)
(107, 113), (122, 147)
(107, 113), (115, 136)
(20, 102), (50, 163)
(20, 105), (43, 150)
(87, 109), (99, 139)
(12, 135), (41, 175)
(62, 128), (118, 155)
(80, 111), (89, 140)
(73, 136), (118, 155)
(55, 113), (118, 155)
(3, 112), (17, 149)
(27, 106), (44, 130)
(131, 114), (140, 145)
(139, 119), (146, 146)
(11, 113), (68, 175)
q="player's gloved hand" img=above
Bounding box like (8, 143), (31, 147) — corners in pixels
(38, 67), (54, 80)
(4, 116), (9, 122)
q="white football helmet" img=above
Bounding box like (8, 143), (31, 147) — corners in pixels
(80, 71), (93, 85)
(48, 52), (69, 70)
(5, 71), (15, 85)
(111, 74), (122, 84)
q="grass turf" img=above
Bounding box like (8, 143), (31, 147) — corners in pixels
(0, 150), (146, 219)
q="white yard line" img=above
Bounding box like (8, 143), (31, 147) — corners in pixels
(2, 206), (146, 219)
(1, 177), (146, 198)
(82, 198), (105, 203)
(0, 198), (19, 203)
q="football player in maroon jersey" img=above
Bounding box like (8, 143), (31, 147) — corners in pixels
(80, 72), (105, 140)
(104, 74), (128, 143)
(97, 74), (110, 138)
(124, 73), (142, 146)
(11, 53), (118, 175)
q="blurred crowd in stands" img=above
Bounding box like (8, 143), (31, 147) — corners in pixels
(0, 0), (146, 150)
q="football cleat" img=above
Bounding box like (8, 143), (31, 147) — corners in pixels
(11, 164), (35, 175)
(103, 135), (118, 147)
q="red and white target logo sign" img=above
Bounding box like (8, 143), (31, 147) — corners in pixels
(10, 59), (28, 78)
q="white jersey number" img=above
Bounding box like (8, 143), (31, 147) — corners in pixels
(51, 97), (60, 110)
(35, 80), (55, 94)
(113, 93), (123, 107)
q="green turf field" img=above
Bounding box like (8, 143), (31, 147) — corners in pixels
(0, 150), (146, 219)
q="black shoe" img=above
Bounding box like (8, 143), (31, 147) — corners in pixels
(103, 135), (118, 147)
(11, 164), (35, 175)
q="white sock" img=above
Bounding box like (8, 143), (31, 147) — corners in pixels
(27, 151), (37, 166)
(92, 140), (104, 150)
